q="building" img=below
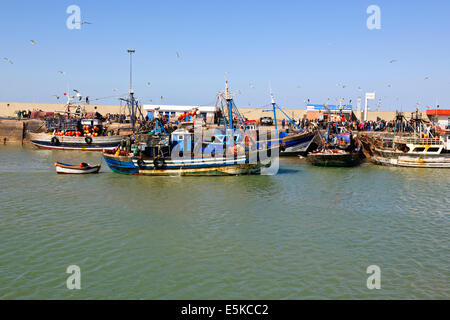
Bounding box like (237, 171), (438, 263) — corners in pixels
(305, 104), (353, 121)
(143, 105), (218, 124)
(426, 108), (450, 129)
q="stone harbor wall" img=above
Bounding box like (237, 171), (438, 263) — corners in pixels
(0, 120), (25, 145)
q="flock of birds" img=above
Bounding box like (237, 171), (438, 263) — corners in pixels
(1, 35), (182, 103)
(2, 39), (434, 105)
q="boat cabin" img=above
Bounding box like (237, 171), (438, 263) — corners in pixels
(171, 128), (193, 152)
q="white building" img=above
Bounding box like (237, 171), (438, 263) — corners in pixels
(143, 105), (218, 124)
(426, 108), (450, 130)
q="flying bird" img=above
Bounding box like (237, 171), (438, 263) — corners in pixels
(296, 85), (301, 89)
(73, 89), (83, 101)
(249, 82), (255, 89)
(52, 95), (60, 100)
(176, 51), (180, 58)
(75, 21), (92, 25)
(147, 82), (151, 87)
(160, 96), (164, 100)
(113, 88), (118, 92)
(30, 40), (36, 45)
(424, 76), (430, 80)
(3, 57), (13, 64)
(58, 71), (65, 75)
(387, 84), (392, 88)
(389, 59), (398, 63)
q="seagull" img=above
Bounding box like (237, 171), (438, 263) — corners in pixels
(75, 21), (92, 25)
(389, 59), (398, 63)
(3, 57), (13, 64)
(296, 85), (301, 89)
(113, 88), (118, 92)
(249, 82), (255, 89)
(357, 86), (362, 91)
(58, 71), (65, 75)
(30, 40), (36, 45)
(52, 95), (60, 100)
(73, 89), (83, 101)
(176, 51), (180, 58)
(160, 96), (164, 100)
(424, 76), (430, 80)
(342, 84), (347, 88)
(387, 84), (392, 88)
(146, 82), (151, 87)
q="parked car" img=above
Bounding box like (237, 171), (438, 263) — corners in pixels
(260, 116), (273, 126)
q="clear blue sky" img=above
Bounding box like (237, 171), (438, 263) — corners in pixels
(1, 0), (449, 111)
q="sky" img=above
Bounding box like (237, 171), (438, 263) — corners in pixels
(0, 0), (449, 111)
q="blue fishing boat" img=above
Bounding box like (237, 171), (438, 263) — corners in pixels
(266, 93), (317, 156)
(103, 81), (279, 176)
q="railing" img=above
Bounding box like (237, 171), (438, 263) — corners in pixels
(394, 137), (443, 145)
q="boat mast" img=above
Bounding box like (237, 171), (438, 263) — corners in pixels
(265, 89), (302, 132)
(270, 89), (278, 133)
(224, 80), (233, 130)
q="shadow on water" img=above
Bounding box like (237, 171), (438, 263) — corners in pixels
(277, 167), (300, 174)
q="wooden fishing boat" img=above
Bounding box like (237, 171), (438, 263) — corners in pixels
(306, 118), (364, 167)
(360, 112), (450, 168)
(29, 94), (130, 151)
(307, 148), (364, 167)
(54, 162), (101, 174)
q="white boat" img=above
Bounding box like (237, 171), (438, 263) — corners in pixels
(30, 132), (127, 151)
(362, 132), (450, 168)
(54, 162), (101, 174)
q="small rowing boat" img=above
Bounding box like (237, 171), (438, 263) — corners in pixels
(54, 162), (101, 174)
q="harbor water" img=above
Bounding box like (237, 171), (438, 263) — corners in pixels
(0, 146), (448, 299)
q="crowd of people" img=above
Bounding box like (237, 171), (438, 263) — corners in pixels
(294, 118), (397, 132)
(14, 110), (32, 119)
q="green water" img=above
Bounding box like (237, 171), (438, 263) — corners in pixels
(0, 146), (448, 299)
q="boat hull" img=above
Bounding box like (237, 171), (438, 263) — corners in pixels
(103, 153), (270, 176)
(29, 133), (127, 151)
(55, 162), (101, 174)
(371, 149), (450, 168)
(307, 151), (363, 167)
(281, 131), (316, 156)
